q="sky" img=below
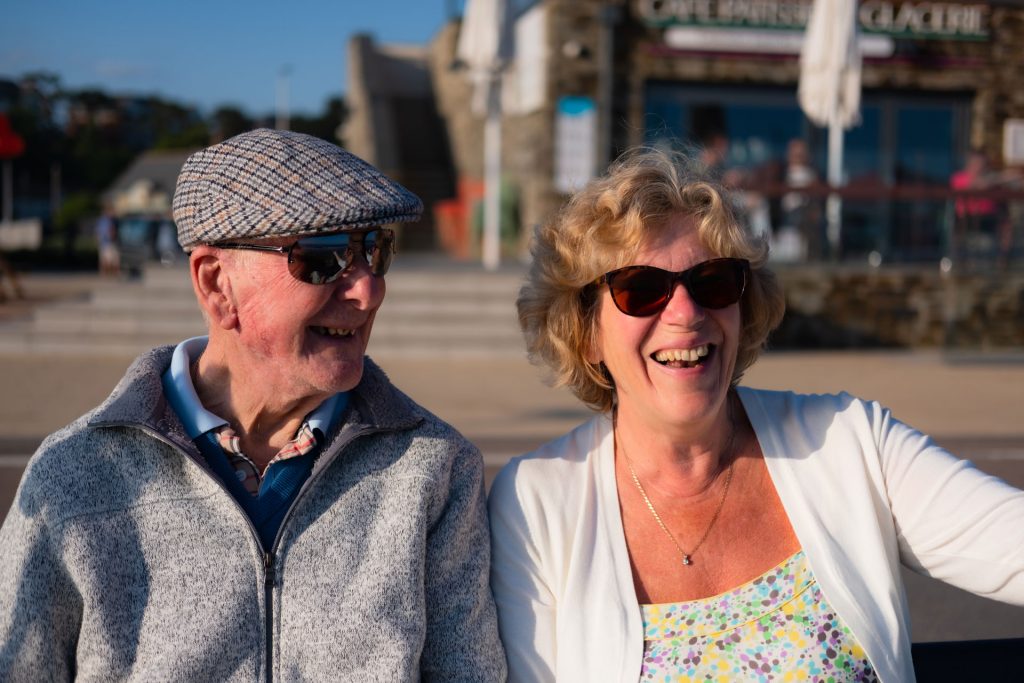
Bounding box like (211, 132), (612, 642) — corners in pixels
(1, 0), (461, 117)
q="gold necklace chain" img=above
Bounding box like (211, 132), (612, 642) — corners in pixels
(620, 435), (735, 567)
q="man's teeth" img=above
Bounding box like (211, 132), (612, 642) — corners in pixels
(313, 326), (355, 337)
(653, 345), (709, 363)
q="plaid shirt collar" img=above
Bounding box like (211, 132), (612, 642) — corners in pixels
(161, 335), (348, 495)
(213, 421), (321, 496)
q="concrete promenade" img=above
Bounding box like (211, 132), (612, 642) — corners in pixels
(1, 267), (1022, 644)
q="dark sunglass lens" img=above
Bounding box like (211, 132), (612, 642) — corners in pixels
(364, 230), (394, 276)
(611, 267), (672, 316)
(288, 243), (349, 284)
(688, 260), (744, 309)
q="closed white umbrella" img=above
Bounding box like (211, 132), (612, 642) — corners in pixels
(798, 0), (862, 260)
(457, 0), (514, 271)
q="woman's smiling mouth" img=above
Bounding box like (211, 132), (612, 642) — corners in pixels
(651, 344), (712, 369)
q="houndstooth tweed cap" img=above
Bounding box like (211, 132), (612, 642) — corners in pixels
(172, 128), (423, 250)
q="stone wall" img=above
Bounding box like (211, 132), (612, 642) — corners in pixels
(773, 265), (1024, 348)
(343, 34), (451, 250)
(986, 6), (1024, 156)
(430, 22), (484, 181)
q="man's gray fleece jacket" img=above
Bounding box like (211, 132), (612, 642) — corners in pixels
(0, 346), (507, 681)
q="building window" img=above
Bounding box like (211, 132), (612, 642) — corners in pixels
(643, 82), (972, 262)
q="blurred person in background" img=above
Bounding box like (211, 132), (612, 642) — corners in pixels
(780, 138), (822, 261)
(951, 149), (998, 227)
(156, 216), (180, 265)
(94, 204), (120, 276)
(950, 149), (1001, 259)
(698, 132), (730, 181)
(0, 129), (505, 681)
(699, 133), (770, 243)
(0, 253), (24, 302)
(491, 147), (1024, 682)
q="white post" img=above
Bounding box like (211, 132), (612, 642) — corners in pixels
(482, 77), (502, 271)
(2, 160), (12, 224)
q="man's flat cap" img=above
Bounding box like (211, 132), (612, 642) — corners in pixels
(172, 128), (423, 250)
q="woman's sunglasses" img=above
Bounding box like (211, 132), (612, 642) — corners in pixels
(595, 257), (750, 317)
(215, 228), (396, 284)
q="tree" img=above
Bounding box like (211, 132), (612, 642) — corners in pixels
(211, 106), (253, 143)
(2, 71), (351, 268)
(291, 96), (348, 145)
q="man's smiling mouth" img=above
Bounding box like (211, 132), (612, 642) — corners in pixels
(310, 326), (356, 338)
(652, 344), (711, 369)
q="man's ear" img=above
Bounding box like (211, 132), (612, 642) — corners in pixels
(189, 247), (238, 330)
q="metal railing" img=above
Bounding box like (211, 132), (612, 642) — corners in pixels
(729, 181), (1024, 269)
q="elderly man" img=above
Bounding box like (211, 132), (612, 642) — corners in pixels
(0, 129), (506, 681)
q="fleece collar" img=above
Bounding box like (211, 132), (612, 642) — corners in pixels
(87, 346), (422, 451)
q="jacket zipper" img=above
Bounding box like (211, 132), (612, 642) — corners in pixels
(116, 421), (388, 681)
(264, 552), (275, 683)
(259, 425), (383, 680)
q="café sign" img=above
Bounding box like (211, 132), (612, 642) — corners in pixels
(636, 0), (989, 40)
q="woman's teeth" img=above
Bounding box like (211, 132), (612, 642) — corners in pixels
(312, 326), (355, 337)
(653, 344), (710, 367)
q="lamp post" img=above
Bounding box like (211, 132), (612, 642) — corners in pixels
(457, 0), (513, 272)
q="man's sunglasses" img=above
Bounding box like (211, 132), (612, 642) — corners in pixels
(595, 257), (750, 317)
(215, 228), (396, 284)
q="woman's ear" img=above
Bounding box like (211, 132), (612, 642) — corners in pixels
(583, 324), (602, 365)
(189, 247), (238, 330)
(580, 285), (603, 365)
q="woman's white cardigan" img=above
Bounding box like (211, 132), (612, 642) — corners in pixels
(488, 388), (1024, 683)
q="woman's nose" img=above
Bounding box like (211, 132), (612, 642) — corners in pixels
(660, 281), (705, 325)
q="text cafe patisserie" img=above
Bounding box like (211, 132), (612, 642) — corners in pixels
(636, 1), (988, 38)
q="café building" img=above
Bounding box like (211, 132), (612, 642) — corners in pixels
(420, 0), (1024, 263)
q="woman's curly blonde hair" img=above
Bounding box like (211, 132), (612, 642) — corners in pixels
(517, 146), (786, 413)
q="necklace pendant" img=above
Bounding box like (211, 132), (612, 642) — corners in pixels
(682, 554), (692, 566)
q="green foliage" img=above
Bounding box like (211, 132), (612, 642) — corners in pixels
(291, 96), (348, 144)
(54, 191), (97, 232)
(470, 179), (521, 244)
(142, 96), (206, 148)
(2, 73), (351, 272)
(66, 125), (136, 191)
(211, 106), (253, 142)
(154, 123), (209, 149)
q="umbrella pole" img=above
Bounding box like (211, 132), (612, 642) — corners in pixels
(483, 79), (501, 271)
(826, 113), (843, 261)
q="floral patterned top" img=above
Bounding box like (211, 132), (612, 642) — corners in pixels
(639, 550), (877, 682)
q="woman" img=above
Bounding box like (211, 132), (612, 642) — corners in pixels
(489, 148), (1024, 682)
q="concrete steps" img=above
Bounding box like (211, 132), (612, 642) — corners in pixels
(0, 259), (531, 358)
